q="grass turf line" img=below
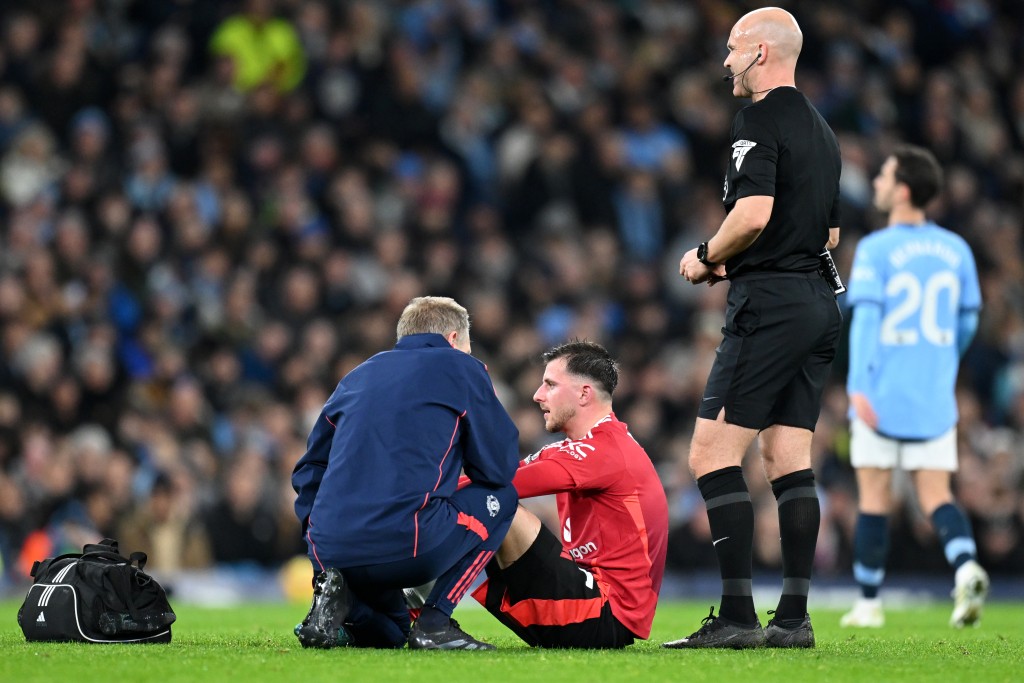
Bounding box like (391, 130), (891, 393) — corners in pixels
(1, 599), (1021, 682)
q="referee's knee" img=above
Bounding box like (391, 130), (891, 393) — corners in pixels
(688, 447), (744, 478)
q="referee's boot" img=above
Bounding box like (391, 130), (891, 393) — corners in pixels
(408, 610), (495, 651)
(662, 607), (765, 649)
(294, 567), (354, 649)
(765, 611), (815, 648)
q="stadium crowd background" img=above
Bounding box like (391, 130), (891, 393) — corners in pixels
(0, 0), (1022, 594)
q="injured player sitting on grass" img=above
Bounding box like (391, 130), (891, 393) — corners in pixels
(409, 340), (669, 649)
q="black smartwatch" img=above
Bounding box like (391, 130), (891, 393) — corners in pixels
(697, 241), (717, 266)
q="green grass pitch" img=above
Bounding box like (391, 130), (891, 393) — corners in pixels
(1, 599), (1021, 682)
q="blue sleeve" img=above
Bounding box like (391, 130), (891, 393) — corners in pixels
(847, 303), (881, 395)
(291, 410), (335, 536)
(957, 309), (979, 357)
(955, 236), (980, 357)
(460, 362), (520, 488)
(846, 238), (883, 306)
(958, 238), (982, 312)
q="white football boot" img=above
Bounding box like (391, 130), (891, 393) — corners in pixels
(839, 597), (885, 628)
(950, 560), (989, 628)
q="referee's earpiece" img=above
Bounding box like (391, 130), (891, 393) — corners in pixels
(722, 50), (763, 82)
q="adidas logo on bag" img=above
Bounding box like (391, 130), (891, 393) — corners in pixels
(36, 612), (45, 624)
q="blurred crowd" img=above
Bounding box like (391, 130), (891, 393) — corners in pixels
(1, 0), (1023, 591)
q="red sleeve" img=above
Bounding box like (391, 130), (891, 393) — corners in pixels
(512, 458), (577, 499)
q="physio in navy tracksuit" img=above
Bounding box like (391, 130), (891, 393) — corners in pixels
(292, 296), (519, 649)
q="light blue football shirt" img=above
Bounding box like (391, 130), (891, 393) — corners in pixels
(846, 223), (981, 439)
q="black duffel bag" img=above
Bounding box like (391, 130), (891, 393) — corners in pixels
(17, 538), (176, 643)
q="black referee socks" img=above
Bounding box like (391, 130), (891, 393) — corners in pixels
(771, 468), (820, 622)
(697, 466), (757, 625)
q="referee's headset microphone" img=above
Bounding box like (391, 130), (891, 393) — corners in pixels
(723, 51), (762, 82)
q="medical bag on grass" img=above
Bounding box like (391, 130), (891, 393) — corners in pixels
(17, 538), (176, 643)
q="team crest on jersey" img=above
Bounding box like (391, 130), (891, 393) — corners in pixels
(558, 441), (595, 461)
(851, 263), (876, 282)
(732, 139), (757, 171)
(486, 495), (500, 517)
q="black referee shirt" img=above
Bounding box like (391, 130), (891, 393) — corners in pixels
(721, 86), (841, 278)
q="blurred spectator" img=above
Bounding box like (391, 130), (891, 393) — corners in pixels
(613, 169), (666, 263)
(0, 123), (64, 207)
(0, 86), (31, 152)
(209, 0), (307, 93)
(117, 470), (212, 572)
(619, 98), (689, 178)
(202, 451), (284, 568)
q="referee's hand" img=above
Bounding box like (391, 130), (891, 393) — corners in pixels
(680, 248), (727, 285)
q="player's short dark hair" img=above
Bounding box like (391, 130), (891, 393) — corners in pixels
(542, 340), (618, 397)
(892, 144), (943, 208)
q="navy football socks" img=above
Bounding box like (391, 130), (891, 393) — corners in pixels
(852, 512), (889, 599)
(932, 502), (977, 570)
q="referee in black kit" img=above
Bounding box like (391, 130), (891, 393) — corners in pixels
(663, 8), (842, 650)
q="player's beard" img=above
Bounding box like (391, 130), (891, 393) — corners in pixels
(544, 405), (575, 434)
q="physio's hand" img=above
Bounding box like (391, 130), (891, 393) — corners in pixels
(849, 392), (878, 429)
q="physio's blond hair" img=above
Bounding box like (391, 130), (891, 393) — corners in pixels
(396, 296), (470, 342)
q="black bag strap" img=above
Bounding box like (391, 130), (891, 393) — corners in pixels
(129, 552), (148, 571)
(81, 550), (131, 564)
(78, 549), (149, 620)
(83, 538), (119, 554)
(116, 561), (144, 621)
(31, 539), (148, 578)
(81, 539), (146, 568)
(79, 548), (147, 571)
(30, 553), (83, 579)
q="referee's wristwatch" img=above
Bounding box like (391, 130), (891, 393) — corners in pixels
(697, 241), (717, 267)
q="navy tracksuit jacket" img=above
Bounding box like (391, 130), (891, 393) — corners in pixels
(292, 333), (520, 569)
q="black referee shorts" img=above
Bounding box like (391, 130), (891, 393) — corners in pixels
(698, 272), (842, 431)
(473, 523), (635, 649)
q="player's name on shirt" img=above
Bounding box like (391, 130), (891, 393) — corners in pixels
(888, 236), (963, 269)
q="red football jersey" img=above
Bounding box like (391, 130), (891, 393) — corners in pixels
(514, 413), (668, 639)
